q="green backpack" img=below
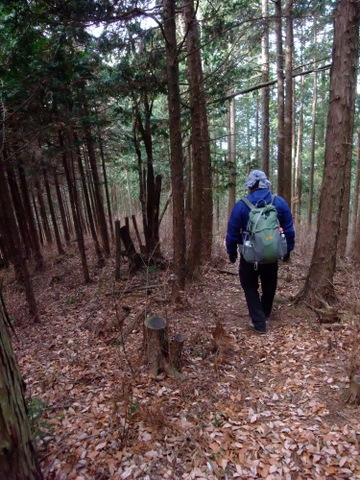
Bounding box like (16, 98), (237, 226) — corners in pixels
(240, 195), (287, 266)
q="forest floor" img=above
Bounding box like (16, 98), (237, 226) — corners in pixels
(4, 238), (360, 480)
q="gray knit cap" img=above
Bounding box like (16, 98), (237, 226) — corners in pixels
(245, 170), (271, 189)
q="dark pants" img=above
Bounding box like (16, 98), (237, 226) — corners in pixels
(239, 255), (278, 331)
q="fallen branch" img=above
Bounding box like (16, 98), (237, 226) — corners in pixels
(106, 283), (167, 296)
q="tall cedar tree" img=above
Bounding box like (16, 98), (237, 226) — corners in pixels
(0, 302), (43, 479)
(183, 0), (212, 275)
(163, 0), (187, 292)
(296, 0), (359, 306)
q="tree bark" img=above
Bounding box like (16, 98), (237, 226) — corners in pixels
(5, 152), (32, 259)
(53, 167), (71, 246)
(350, 128), (360, 265)
(81, 92), (110, 256)
(97, 124), (114, 241)
(43, 168), (65, 255)
(18, 163), (44, 267)
(307, 16), (318, 228)
(143, 316), (168, 376)
(283, 0), (293, 206)
(275, 0), (285, 196)
(0, 301), (43, 479)
(0, 157), (38, 321)
(133, 94), (162, 258)
(261, 0), (270, 176)
(227, 96), (236, 216)
(59, 131), (90, 284)
(183, 0), (212, 272)
(74, 133), (104, 266)
(294, 74), (304, 223)
(296, 0), (360, 306)
(34, 179), (52, 245)
(163, 0), (187, 293)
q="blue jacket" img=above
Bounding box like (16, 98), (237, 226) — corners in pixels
(226, 189), (295, 256)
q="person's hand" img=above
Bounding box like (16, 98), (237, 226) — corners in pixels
(229, 252), (237, 264)
(282, 251), (291, 262)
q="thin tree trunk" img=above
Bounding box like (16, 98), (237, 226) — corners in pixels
(227, 96), (236, 215)
(5, 152), (32, 258)
(307, 17), (318, 228)
(283, 0), (293, 206)
(59, 131), (90, 284)
(74, 133), (104, 266)
(35, 179), (52, 245)
(133, 94), (162, 257)
(18, 163), (44, 268)
(97, 125), (114, 241)
(31, 193), (44, 246)
(80, 93), (110, 256)
(275, 0), (285, 196)
(338, 145), (352, 258)
(43, 168), (65, 255)
(294, 74), (304, 223)
(261, 0), (270, 175)
(0, 158), (38, 320)
(53, 167), (71, 245)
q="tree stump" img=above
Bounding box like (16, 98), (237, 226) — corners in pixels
(170, 334), (184, 372)
(119, 224), (143, 273)
(345, 375), (360, 404)
(143, 316), (168, 376)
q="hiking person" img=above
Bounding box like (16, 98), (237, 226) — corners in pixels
(226, 170), (295, 334)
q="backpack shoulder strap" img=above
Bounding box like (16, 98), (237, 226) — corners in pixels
(241, 197), (255, 210)
(270, 194), (276, 205)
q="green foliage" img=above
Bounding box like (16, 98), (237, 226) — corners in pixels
(27, 396), (59, 440)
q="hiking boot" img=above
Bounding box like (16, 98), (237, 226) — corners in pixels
(248, 322), (266, 335)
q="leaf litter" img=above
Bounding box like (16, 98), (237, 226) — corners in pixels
(3, 245), (360, 480)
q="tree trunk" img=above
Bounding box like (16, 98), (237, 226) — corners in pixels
(97, 124), (114, 241)
(74, 134), (104, 266)
(43, 168), (65, 256)
(81, 93), (110, 256)
(351, 129), (360, 263)
(59, 131), (90, 284)
(5, 152), (32, 259)
(294, 74), (304, 223)
(18, 163), (44, 267)
(183, 0), (212, 274)
(338, 146), (352, 258)
(283, 0), (293, 206)
(34, 179), (52, 245)
(275, 0), (285, 197)
(261, 0), (270, 176)
(296, 0), (360, 306)
(53, 167), (71, 245)
(0, 302), (43, 480)
(133, 94), (162, 258)
(227, 96), (236, 215)
(350, 128), (360, 257)
(307, 16), (318, 228)
(163, 0), (187, 293)
(0, 157), (38, 321)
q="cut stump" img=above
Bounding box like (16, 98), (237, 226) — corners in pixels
(143, 316), (168, 376)
(170, 334), (184, 372)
